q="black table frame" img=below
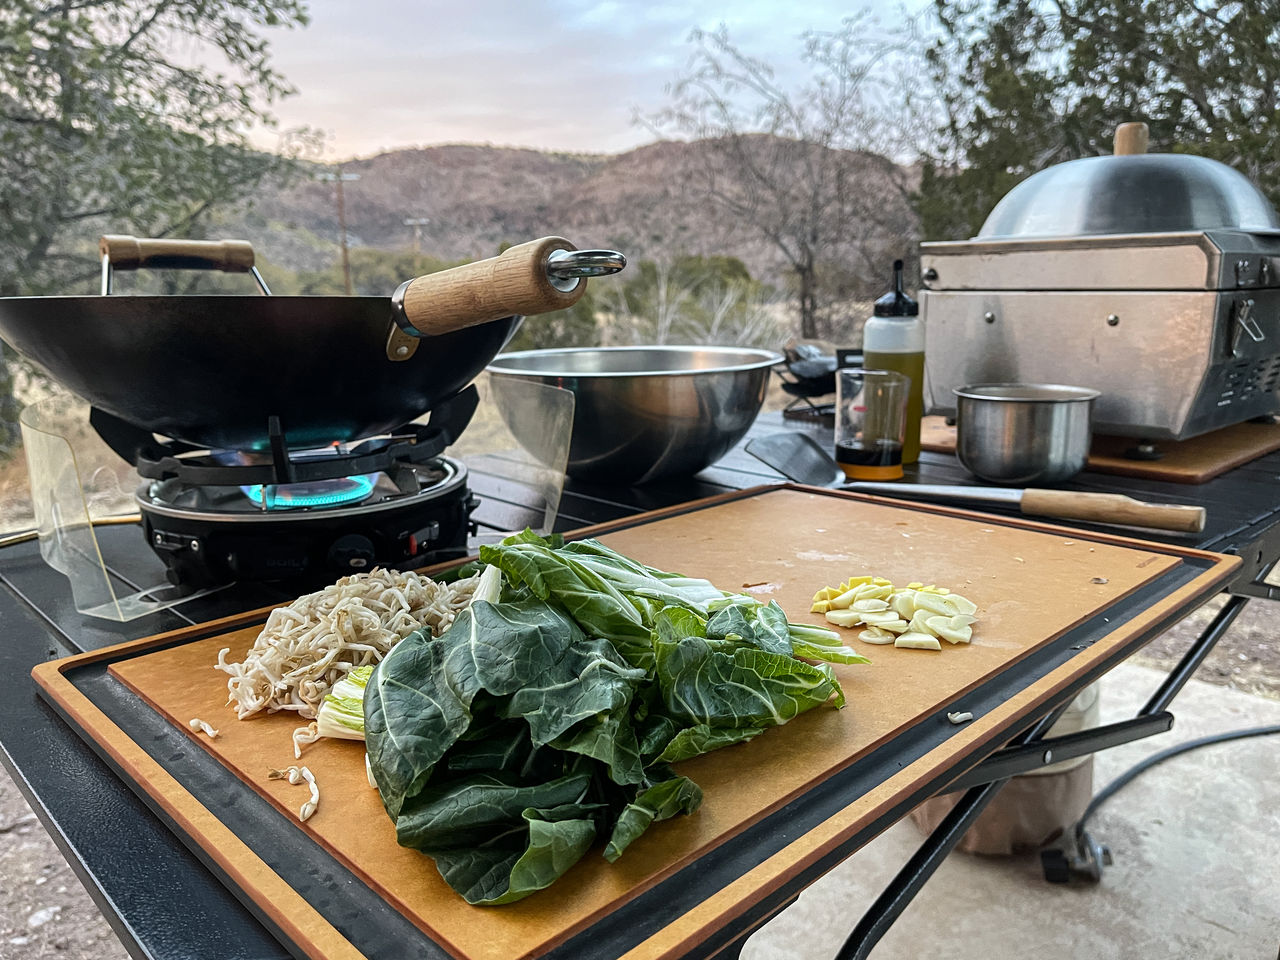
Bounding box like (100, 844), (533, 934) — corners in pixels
(1, 412), (1276, 960)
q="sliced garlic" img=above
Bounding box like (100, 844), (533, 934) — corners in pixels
(824, 609), (863, 628)
(877, 618), (911, 633)
(860, 609), (907, 626)
(912, 592), (958, 617)
(811, 576), (981, 649)
(889, 590), (917, 618)
(859, 626), (897, 645)
(895, 632), (942, 650)
(853, 582), (893, 603)
(907, 609), (937, 635)
(926, 614), (975, 644)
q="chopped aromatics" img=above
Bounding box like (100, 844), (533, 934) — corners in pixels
(858, 626), (897, 644)
(926, 614), (976, 644)
(216, 567), (483, 721)
(894, 632), (942, 650)
(810, 575), (981, 649)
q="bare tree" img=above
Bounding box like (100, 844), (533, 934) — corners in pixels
(598, 259), (694, 346)
(647, 17), (919, 340)
(599, 261), (782, 349)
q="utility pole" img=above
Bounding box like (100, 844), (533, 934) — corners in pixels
(316, 168), (361, 295)
(404, 217), (430, 255)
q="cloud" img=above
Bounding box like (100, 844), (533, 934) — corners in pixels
(255, 0), (919, 159)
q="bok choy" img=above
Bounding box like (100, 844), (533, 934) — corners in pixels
(364, 533), (867, 906)
(314, 665), (374, 740)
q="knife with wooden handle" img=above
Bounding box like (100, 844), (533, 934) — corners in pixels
(846, 482), (1206, 533)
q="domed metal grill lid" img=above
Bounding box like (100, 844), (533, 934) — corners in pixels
(977, 122), (1280, 239)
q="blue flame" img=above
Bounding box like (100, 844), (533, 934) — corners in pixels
(241, 474), (377, 510)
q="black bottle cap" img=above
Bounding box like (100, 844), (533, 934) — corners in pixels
(874, 259), (918, 317)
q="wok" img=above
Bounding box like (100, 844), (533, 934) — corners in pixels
(0, 235), (625, 452)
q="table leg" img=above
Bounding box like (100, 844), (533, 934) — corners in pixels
(834, 594), (1253, 957)
(833, 703), (1070, 960)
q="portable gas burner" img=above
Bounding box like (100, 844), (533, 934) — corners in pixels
(91, 388), (481, 590)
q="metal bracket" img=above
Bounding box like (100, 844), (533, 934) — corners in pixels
(386, 278), (422, 361)
(944, 712), (1174, 791)
(385, 321), (421, 362)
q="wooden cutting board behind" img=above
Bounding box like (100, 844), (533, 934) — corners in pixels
(98, 488), (1189, 960)
(920, 415), (1280, 483)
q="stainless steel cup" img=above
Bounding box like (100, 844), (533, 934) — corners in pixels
(953, 383), (1100, 484)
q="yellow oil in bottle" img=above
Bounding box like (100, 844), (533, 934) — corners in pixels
(862, 349), (925, 463)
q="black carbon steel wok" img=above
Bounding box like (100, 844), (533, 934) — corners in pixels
(0, 235), (625, 452)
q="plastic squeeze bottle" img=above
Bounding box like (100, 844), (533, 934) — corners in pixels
(861, 259), (924, 463)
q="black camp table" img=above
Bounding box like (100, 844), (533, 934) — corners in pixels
(1, 410), (1276, 960)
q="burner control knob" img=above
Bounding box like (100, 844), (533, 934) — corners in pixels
(328, 534), (375, 572)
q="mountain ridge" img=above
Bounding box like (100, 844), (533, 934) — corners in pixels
(231, 136), (915, 289)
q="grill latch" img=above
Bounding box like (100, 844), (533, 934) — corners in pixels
(1232, 297), (1266, 357)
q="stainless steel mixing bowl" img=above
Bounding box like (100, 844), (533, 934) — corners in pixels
(953, 383), (1100, 485)
(487, 346), (782, 484)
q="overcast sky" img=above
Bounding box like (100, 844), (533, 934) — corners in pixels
(253, 0), (928, 161)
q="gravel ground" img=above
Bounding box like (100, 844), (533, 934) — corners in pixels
(2, 592), (1274, 960)
(0, 775), (131, 959)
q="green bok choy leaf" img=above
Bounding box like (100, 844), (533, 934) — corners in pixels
(364, 532), (867, 906)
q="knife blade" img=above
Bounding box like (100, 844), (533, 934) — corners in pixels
(845, 482), (1206, 534)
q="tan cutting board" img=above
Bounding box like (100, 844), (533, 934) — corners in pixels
(920, 414), (1280, 483)
(34, 486), (1240, 960)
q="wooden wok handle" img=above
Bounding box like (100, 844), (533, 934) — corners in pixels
(394, 236), (586, 338)
(99, 235), (256, 272)
(1113, 122), (1149, 156)
(1020, 488), (1205, 533)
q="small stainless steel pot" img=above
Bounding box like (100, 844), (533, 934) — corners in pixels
(953, 383), (1100, 484)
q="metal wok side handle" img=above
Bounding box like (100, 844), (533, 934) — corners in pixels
(545, 248), (628, 290)
(391, 236), (626, 340)
(99, 234), (270, 295)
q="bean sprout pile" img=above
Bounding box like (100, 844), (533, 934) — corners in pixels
(216, 567), (478, 721)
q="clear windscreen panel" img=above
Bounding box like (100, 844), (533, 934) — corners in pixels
(443, 375), (574, 545)
(19, 396), (223, 621)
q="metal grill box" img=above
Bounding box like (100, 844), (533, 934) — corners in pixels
(920, 229), (1280, 441)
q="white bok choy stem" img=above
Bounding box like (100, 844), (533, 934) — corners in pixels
(313, 565), (506, 743)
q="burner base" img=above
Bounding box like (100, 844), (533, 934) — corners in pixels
(140, 479), (477, 589)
